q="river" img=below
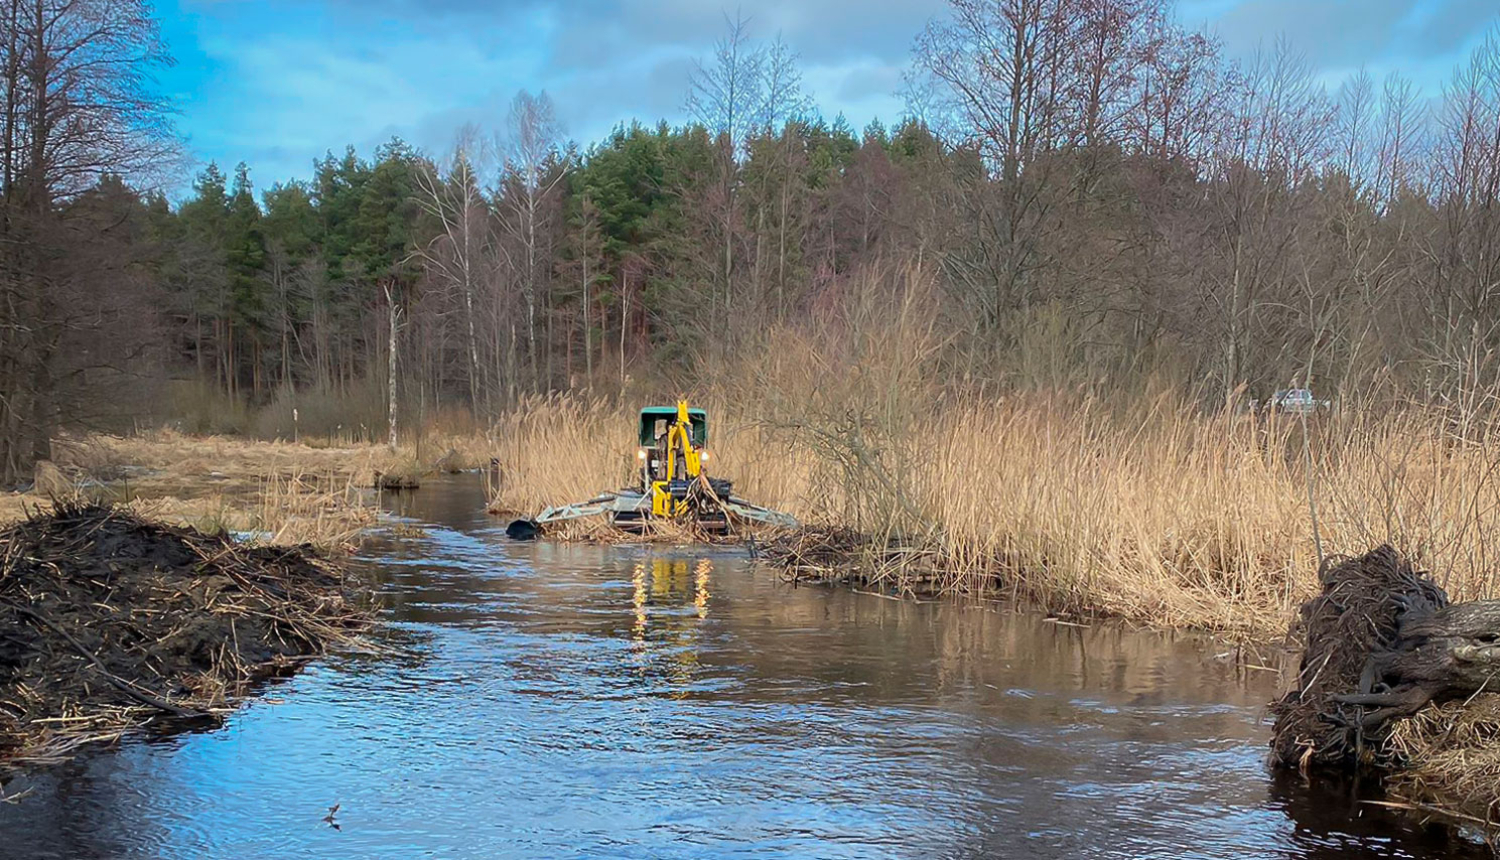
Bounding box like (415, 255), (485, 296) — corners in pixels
(0, 475), (1484, 858)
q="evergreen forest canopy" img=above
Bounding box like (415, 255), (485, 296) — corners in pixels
(3, 0), (1500, 483)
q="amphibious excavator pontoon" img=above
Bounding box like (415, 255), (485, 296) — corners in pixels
(505, 401), (797, 540)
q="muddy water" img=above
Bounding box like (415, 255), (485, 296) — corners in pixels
(0, 475), (1485, 858)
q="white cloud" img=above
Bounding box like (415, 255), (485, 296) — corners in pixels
(167, 0), (1500, 188)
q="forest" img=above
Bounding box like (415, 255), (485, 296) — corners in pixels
(10, 3), (1500, 841)
(2, 0), (1500, 486)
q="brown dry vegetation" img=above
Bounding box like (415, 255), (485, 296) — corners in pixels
(0, 430), (493, 549)
(487, 274), (1500, 639)
(1387, 695), (1500, 823)
(489, 391), (1500, 638)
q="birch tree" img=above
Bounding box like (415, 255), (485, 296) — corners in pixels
(500, 90), (566, 391)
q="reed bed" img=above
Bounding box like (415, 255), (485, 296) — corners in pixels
(487, 389), (1500, 638)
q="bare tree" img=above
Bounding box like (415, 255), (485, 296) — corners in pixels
(686, 12), (766, 153)
(1335, 69), (1375, 186)
(499, 90), (566, 391)
(417, 126), (494, 409)
(686, 12), (767, 331)
(1204, 39), (1334, 395)
(0, 0), (177, 482)
(1375, 72), (1425, 208)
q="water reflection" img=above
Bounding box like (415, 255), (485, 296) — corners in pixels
(629, 558), (715, 695)
(0, 473), (1487, 859)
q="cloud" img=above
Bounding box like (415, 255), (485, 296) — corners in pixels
(546, 0), (943, 70)
(1178, 0), (1497, 104)
(163, 0), (1500, 192)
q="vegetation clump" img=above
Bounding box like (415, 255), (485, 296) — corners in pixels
(757, 525), (957, 595)
(0, 503), (369, 769)
(1386, 696), (1500, 824)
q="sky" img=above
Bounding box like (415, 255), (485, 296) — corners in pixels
(155, 0), (1500, 191)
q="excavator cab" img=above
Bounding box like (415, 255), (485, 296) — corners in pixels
(635, 403), (712, 520)
(638, 405), (708, 449)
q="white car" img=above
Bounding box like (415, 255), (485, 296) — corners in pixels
(1269, 389), (1329, 414)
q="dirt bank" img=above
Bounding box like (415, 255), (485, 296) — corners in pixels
(0, 503), (370, 769)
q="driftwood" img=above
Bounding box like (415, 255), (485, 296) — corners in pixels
(1336, 599), (1500, 728)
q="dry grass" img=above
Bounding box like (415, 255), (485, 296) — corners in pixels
(486, 386), (1500, 638)
(0, 429), (488, 549)
(1387, 694), (1500, 824)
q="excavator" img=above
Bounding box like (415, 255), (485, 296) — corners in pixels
(505, 401), (797, 539)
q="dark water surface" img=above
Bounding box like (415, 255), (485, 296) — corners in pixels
(0, 475), (1486, 859)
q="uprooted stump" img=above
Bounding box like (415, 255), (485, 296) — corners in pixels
(1272, 544), (1500, 823)
(0, 503), (370, 768)
(1270, 545), (1448, 769)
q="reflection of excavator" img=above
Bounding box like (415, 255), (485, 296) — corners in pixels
(506, 401), (796, 539)
(630, 558), (714, 694)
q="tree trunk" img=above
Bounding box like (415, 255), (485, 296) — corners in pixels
(385, 281), (400, 452)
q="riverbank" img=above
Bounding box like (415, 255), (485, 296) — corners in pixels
(0, 430), (492, 549)
(0, 504), (371, 771)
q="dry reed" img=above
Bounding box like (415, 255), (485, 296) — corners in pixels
(1386, 694), (1500, 823)
(486, 388), (1500, 638)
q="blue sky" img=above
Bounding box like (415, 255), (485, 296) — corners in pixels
(155, 0), (1499, 191)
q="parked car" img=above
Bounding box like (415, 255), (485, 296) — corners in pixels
(1267, 388), (1330, 414)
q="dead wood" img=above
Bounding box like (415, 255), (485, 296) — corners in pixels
(0, 502), (371, 768)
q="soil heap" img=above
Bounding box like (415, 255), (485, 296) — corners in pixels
(0, 503), (367, 766)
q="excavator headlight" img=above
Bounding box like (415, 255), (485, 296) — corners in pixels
(700, 450), (710, 462)
(637, 448), (648, 460)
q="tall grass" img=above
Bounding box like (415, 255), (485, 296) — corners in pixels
(487, 266), (1500, 637)
(488, 388), (1500, 634)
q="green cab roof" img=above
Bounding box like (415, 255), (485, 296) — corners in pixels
(638, 406), (708, 446)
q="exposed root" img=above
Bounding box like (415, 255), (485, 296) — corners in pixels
(1269, 545), (1446, 770)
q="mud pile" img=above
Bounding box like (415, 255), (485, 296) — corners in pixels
(0, 503), (368, 766)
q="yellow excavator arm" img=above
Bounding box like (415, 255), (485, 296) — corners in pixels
(506, 398), (796, 539)
(652, 400), (703, 517)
